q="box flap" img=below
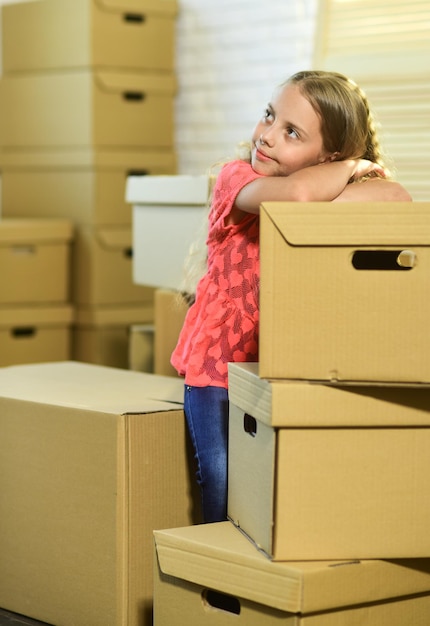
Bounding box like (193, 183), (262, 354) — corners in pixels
(95, 227), (132, 249)
(0, 218), (74, 244)
(94, 71), (177, 95)
(228, 363), (430, 427)
(98, 0), (178, 17)
(0, 305), (74, 327)
(0, 361), (184, 412)
(126, 175), (211, 205)
(75, 304), (153, 326)
(154, 522), (430, 614)
(0, 148), (176, 170)
(261, 201), (430, 246)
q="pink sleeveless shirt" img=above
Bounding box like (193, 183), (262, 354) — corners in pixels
(171, 159), (263, 388)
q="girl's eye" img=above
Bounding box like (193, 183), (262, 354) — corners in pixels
(263, 108), (274, 122)
(286, 127), (299, 139)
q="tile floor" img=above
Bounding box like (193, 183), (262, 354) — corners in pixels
(0, 609), (51, 626)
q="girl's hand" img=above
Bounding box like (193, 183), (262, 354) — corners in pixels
(350, 159), (387, 181)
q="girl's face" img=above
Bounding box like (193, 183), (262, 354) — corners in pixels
(251, 82), (332, 176)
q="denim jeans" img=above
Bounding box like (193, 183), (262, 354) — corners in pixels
(184, 385), (229, 523)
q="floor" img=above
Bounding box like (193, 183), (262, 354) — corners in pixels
(0, 609), (52, 626)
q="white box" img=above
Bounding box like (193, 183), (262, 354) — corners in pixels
(127, 175), (211, 290)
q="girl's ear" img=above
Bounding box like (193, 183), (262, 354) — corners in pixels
(319, 151), (340, 164)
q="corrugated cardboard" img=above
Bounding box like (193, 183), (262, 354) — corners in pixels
(227, 363), (430, 560)
(259, 201), (430, 383)
(0, 218), (73, 304)
(0, 150), (177, 226)
(0, 361), (198, 626)
(127, 175), (210, 290)
(129, 323), (155, 372)
(154, 288), (188, 377)
(73, 225), (155, 305)
(0, 70), (176, 149)
(2, 0), (177, 73)
(154, 522), (430, 625)
(73, 303), (154, 369)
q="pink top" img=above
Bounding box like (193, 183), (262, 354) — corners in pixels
(171, 160), (263, 388)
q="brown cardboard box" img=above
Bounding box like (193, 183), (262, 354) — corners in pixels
(0, 305), (73, 366)
(2, 0), (177, 73)
(259, 201), (430, 383)
(0, 361), (197, 626)
(73, 225), (155, 306)
(73, 303), (154, 368)
(0, 150), (177, 226)
(154, 288), (188, 377)
(0, 218), (73, 304)
(154, 522), (430, 626)
(0, 70), (176, 150)
(227, 362), (430, 560)
(129, 323), (154, 372)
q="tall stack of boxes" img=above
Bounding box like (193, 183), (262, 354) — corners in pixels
(0, 0), (178, 368)
(153, 200), (430, 623)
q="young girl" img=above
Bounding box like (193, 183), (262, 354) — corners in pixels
(171, 70), (412, 523)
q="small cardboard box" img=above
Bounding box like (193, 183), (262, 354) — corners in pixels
(0, 218), (73, 304)
(154, 288), (188, 377)
(0, 149), (177, 226)
(0, 70), (176, 150)
(154, 522), (430, 626)
(0, 361), (197, 626)
(0, 305), (73, 366)
(127, 175), (210, 290)
(73, 225), (155, 305)
(227, 362), (430, 560)
(259, 201), (430, 383)
(2, 0), (177, 74)
(73, 303), (154, 369)
(129, 323), (155, 373)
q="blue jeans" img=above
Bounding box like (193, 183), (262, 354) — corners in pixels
(184, 385), (229, 523)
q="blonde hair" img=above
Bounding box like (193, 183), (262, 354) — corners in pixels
(288, 70), (390, 177)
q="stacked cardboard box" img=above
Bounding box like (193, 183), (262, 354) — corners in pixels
(0, 0), (178, 368)
(127, 174), (211, 374)
(0, 218), (74, 366)
(153, 200), (430, 623)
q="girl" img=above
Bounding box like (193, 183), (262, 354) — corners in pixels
(171, 70), (412, 523)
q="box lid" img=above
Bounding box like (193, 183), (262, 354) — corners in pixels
(0, 361), (183, 413)
(99, 0), (178, 16)
(0, 219), (73, 244)
(126, 174), (211, 205)
(74, 303), (153, 326)
(95, 70), (177, 95)
(261, 201), (430, 246)
(0, 305), (74, 328)
(154, 521), (430, 614)
(228, 362), (430, 427)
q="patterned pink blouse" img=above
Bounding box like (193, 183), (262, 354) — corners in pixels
(171, 159), (263, 388)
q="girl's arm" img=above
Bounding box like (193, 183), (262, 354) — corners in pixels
(234, 159), (384, 214)
(334, 177), (412, 202)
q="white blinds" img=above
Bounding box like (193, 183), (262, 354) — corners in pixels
(314, 0), (430, 200)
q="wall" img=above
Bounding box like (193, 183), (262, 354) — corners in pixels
(174, 0), (318, 174)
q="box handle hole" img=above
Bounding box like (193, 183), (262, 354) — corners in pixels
(124, 247), (133, 259)
(123, 13), (146, 23)
(12, 327), (36, 338)
(123, 91), (145, 102)
(202, 589), (241, 615)
(243, 413), (257, 437)
(351, 249), (415, 270)
(126, 169), (149, 177)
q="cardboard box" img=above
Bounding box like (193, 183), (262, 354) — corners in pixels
(154, 521), (430, 625)
(73, 303), (154, 369)
(0, 361), (198, 626)
(227, 362), (430, 560)
(73, 225), (155, 305)
(127, 175), (211, 290)
(2, 0), (177, 73)
(129, 323), (155, 372)
(0, 218), (73, 304)
(0, 70), (176, 150)
(0, 305), (73, 366)
(154, 288), (188, 377)
(0, 150), (177, 226)
(259, 201), (430, 383)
